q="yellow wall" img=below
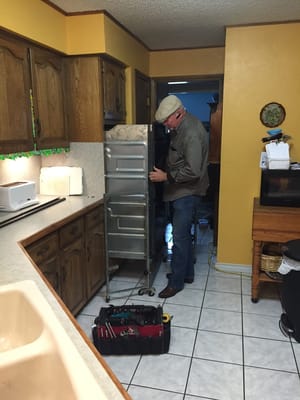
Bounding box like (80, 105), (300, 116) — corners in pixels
(218, 23), (300, 267)
(0, 0), (66, 51)
(149, 47), (225, 77)
(66, 14), (105, 54)
(103, 16), (149, 74)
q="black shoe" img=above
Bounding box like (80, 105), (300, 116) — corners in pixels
(166, 273), (194, 284)
(158, 286), (182, 298)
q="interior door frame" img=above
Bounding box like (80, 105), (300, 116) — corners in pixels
(135, 69), (151, 124)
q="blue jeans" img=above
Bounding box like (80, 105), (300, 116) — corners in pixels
(168, 195), (201, 290)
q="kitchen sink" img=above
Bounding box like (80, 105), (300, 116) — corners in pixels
(0, 349), (77, 400)
(0, 281), (108, 399)
(0, 288), (43, 352)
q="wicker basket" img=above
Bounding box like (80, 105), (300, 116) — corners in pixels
(261, 253), (282, 272)
(261, 242), (282, 272)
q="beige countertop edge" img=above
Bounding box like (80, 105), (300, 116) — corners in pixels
(0, 195), (131, 400)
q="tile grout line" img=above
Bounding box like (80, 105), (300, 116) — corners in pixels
(181, 248), (213, 398)
(78, 230), (300, 399)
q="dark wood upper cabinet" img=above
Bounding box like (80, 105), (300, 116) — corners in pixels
(66, 55), (126, 140)
(0, 34), (34, 154)
(30, 47), (68, 149)
(102, 58), (126, 124)
(65, 56), (104, 142)
(0, 31), (69, 154)
(1, 30), (132, 152)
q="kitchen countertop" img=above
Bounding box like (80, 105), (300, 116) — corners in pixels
(0, 195), (129, 400)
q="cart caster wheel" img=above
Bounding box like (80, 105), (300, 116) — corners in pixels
(138, 289), (145, 296)
(251, 298), (258, 303)
(148, 289), (155, 297)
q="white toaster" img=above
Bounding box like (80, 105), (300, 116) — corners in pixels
(0, 181), (38, 212)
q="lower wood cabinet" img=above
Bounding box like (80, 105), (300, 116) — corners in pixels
(25, 203), (105, 315)
(26, 232), (61, 294)
(60, 217), (86, 315)
(85, 207), (106, 298)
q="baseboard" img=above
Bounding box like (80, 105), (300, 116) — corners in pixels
(214, 262), (252, 277)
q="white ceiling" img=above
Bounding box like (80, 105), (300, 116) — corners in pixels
(48, 0), (300, 50)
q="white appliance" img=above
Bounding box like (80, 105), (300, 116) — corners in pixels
(40, 167), (83, 196)
(0, 181), (38, 212)
(265, 141), (290, 170)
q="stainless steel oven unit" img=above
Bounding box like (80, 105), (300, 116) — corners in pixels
(103, 125), (156, 302)
(105, 194), (148, 259)
(104, 193), (154, 302)
(104, 130), (153, 194)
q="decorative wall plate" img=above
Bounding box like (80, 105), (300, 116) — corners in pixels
(260, 102), (286, 128)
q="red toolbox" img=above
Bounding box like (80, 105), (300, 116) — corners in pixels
(92, 305), (171, 355)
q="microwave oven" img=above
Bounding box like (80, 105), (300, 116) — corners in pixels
(260, 169), (300, 207)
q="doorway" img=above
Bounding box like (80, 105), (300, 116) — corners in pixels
(135, 70), (151, 124)
(155, 77), (223, 246)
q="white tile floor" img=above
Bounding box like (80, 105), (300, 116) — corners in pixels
(77, 228), (300, 400)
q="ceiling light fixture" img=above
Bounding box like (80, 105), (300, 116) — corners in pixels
(167, 81), (188, 85)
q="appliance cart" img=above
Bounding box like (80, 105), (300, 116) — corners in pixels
(104, 125), (156, 302)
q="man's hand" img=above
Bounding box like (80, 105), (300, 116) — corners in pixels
(149, 166), (167, 182)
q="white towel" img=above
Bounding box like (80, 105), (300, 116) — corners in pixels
(278, 255), (300, 275)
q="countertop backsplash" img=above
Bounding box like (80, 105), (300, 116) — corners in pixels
(0, 155), (41, 188)
(0, 142), (105, 198)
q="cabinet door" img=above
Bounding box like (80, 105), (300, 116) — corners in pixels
(65, 56), (104, 142)
(102, 58), (126, 123)
(30, 47), (68, 149)
(85, 205), (105, 298)
(0, 34), (33, 154)
(60, 217), (86, 315)
(61, 237), (86, 315)
(26, 232), (60, 295)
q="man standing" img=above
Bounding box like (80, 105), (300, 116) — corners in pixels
(149, 95), (209, 298)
